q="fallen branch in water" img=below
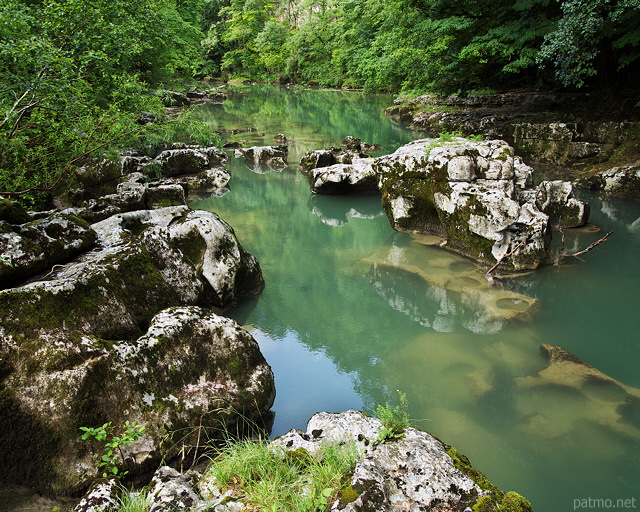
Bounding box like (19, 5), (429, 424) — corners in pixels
(565, 231), (613, 258)
(485, 241), (525, 285)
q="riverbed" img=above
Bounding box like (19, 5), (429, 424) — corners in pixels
(191, 85), (640, 512)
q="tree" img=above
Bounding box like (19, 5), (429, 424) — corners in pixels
(0, 0), (208, 206)
(538, 0), (640, 87)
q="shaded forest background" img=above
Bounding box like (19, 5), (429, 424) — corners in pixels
(1, 0), (639, 205)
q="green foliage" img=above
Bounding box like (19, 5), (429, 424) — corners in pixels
(538, 0), (640, 87)
(203, 438), (359, 511)
(374, 390), (411, 444)
(80, 421), (145, 479)
(0, 0), (209, 207)
(197, 0), (639, 92)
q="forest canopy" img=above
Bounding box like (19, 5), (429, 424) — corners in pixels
(199, 0), (640, 92)
(1, 0), (639, 204)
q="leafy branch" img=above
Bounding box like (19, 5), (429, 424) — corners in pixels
(80, 420), (145, 479)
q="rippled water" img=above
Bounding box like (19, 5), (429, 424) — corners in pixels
(191, 85), (640, 512)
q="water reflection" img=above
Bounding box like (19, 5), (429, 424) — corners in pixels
(190, 85), (640, 512)
(307, 194), (385, 227)
(365, 242), (538, 334)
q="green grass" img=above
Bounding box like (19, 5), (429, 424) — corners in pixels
(201, 439), (359, 512)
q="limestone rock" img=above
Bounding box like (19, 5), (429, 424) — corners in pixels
(0, 306), (275, 495)
(73, 479), (120, 512)
(0, 206), (269, 494)
(144, 183), (187, 208)
(271, 410), (525, 512)
(0, 211), (97, 289)
(516, 345), (640, 440)
(375, 138), (556, 270)
(578, 165), (640, 200)
(300, 144), (369, 175)
(156, 149), (210, 177)
(234, 145), (288, 170)
(147, 466), (200, 512)
(75, 159), (122, 195)
(536, 180), (589, 227)
(0, 198), (30, 224)
(308, 158), (379, 195)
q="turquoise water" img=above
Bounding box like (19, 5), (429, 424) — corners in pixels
(191, 85), (640, 512)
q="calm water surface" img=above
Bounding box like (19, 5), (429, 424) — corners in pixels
(191, 85), (640, 512)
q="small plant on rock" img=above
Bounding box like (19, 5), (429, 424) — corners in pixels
(80, 420), (146, 479)
(374, 390), (411, 444)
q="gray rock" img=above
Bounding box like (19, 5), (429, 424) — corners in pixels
(158, 90), (191, 107)
(75, 159), (122, 190)
(0, 206), (269, 495)
(578, 165), (640, 200)
(0, 211), (97, 288)
(536, 180), (589, 227)
(156, 149), (210, 177)
(0, 198), (30, 224)
(308, 158), (379, 194)
(234, 145), (288, 170)
(145, 184), (187, 208)
(271, 410), (497, 512)
(340, 428), (481, 512)
(73, 479), (120, 512)
(148, 466), (200, 512)
(375, 138), (557, 270)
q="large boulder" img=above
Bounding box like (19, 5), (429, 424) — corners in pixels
(308, 158), (379, 195)
(0, 206), (269, 494)
(267, 411), (530, 512)
(0, 211), (97, 288)
(299, 137), (377, 174)
(374, 138), (589, 270)
(155, 149), (210, 177)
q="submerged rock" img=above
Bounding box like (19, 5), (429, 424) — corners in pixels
(0, 206), (269, 494)
(516, 345), (640, 441)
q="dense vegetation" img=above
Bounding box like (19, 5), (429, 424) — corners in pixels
(201, 0), (640, 92)
(2, 0), (639, 205)
(0, 0), (214, 206)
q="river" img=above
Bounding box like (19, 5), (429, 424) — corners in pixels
(191, 85), (640, 512)
(4, 84), (637, 512)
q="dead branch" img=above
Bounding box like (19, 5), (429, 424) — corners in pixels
(485, 241), (525, 284)
(565, 231), (613, 258)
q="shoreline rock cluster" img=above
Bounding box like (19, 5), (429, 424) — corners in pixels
(302, 136), (589, 270)
(75, 410), (533, 512)
(384, 92), (640, 199)
(1, 176), (274, 495)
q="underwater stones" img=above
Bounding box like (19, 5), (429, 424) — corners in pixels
(364, 242), (538, 334)
(516, 345), (640, 440)
(0, 211), (97, 289)
(375, 138), (557, 270)
(234, 145), (288, 170)
(308, 158), (379, 195)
